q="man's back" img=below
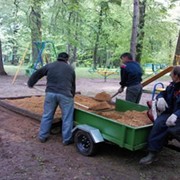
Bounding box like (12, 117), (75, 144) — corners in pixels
(121, 61), (142, 87)
(28, 60), (76, 97)
(45, 61), (76, 97)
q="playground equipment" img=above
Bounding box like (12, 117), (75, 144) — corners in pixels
(12, 43), (31, 84)
(88, 68), (119, 82)
(26, 41), (57, 76)
(96, 69), (119, 82)
(12, 41), (57, 84)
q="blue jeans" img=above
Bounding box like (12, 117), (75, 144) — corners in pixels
(39, 92), (74, 143)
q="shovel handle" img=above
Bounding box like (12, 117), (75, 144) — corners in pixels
(111, 91), (119, 99)
(74, 102), (89, 109)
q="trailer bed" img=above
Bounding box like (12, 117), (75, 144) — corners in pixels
(74, 99), (153, 151)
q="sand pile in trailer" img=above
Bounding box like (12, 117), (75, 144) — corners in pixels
(94, 91), (111, 101)
(2, 94), (151, 126)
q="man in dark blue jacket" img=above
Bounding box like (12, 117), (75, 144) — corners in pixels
(118, 52), (143, 103)
(140, 66), (180, 165)
(27, 52), (76, 145)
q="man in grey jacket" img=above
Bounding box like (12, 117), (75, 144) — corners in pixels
(27, 52), (76, 145)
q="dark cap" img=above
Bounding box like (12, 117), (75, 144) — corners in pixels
(57, 52), (69, 62)
(120, 52), (133, 60)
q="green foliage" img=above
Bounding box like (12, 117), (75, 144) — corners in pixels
(0, 0), (179, 67)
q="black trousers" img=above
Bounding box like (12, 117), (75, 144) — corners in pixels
(168, 121), (180, 141)
(126, 84), (142, 104)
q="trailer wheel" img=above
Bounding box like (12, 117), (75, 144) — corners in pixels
(74, 130), (96, 156)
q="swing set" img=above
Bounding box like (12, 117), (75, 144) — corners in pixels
(12, 41), (57, 84)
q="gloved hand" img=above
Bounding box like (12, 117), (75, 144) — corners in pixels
(118, 87), (124, 93)
(156, 97), (168, 112)
(166, 114), (177, 126)
(151, 100), (157, 120)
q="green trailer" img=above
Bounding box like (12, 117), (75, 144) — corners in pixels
(72, 99), (153, 156)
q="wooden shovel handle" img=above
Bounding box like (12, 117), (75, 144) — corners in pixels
(111, 91), (119, 99)
(74, 102), (89, 109)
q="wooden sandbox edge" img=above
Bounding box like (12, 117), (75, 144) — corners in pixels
(0, 99), (42, 122)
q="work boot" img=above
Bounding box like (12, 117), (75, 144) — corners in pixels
(139, 152), (158, 165)
(63, 139), (74, 146)
(39, 137), (48, 143)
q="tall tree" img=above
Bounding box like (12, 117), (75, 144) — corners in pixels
(0, 0), (179, 68)
(130, 0), (139, 61)
(92, 0), (122, 69)
(29, 0), (42, 63)
(136, 0), (146, 63)
(93, 2), (106, 69)
(0, 39), (7, 75)
(66, 0), (80, 65)
(173, 30), (180, 65)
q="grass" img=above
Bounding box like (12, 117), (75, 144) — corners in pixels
(4, 65), (27, 76)
(75, 67), (120, 79)
(4, 64), (171, 82)
(4, 65), (120, 80)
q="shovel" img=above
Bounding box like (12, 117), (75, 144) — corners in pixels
(111, 91), (119, 99)
(108, 91), (120, 105)
(75, 101), (112, 111)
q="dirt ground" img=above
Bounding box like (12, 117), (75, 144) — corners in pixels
(0, 75), (180, 180)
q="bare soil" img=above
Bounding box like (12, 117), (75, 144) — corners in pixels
(0, 75), (180, 180)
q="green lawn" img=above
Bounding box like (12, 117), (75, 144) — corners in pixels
(4, 64), (170, 81)
(4, 65), (120, 80)
(4, 65), (27, 76)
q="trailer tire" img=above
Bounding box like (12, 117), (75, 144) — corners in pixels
(74, 130), (96, 156)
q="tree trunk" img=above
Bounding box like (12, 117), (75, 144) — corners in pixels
(67, 11), (79, 68)
(11, 45), (18, 65)
(136, 0), (146, 63)
(173, 30), (180, 65)
(29, 1), (42, 63)
(93, 5), (103, 69)
(130, 0), (139, 61)
(0, 40), (7, 76)
(67, 44), (77, 66)
(66, 43), (77, 69)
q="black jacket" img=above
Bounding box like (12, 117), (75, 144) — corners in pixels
(156, 82), (180, 117)
(27, 61), (76, 97)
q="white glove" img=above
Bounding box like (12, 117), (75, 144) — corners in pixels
(166, 114), (177, 126)
(151, 100), (157, 120)
(156, 98), (168, 112)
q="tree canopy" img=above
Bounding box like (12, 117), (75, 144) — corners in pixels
(0, 0), (179, 72)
